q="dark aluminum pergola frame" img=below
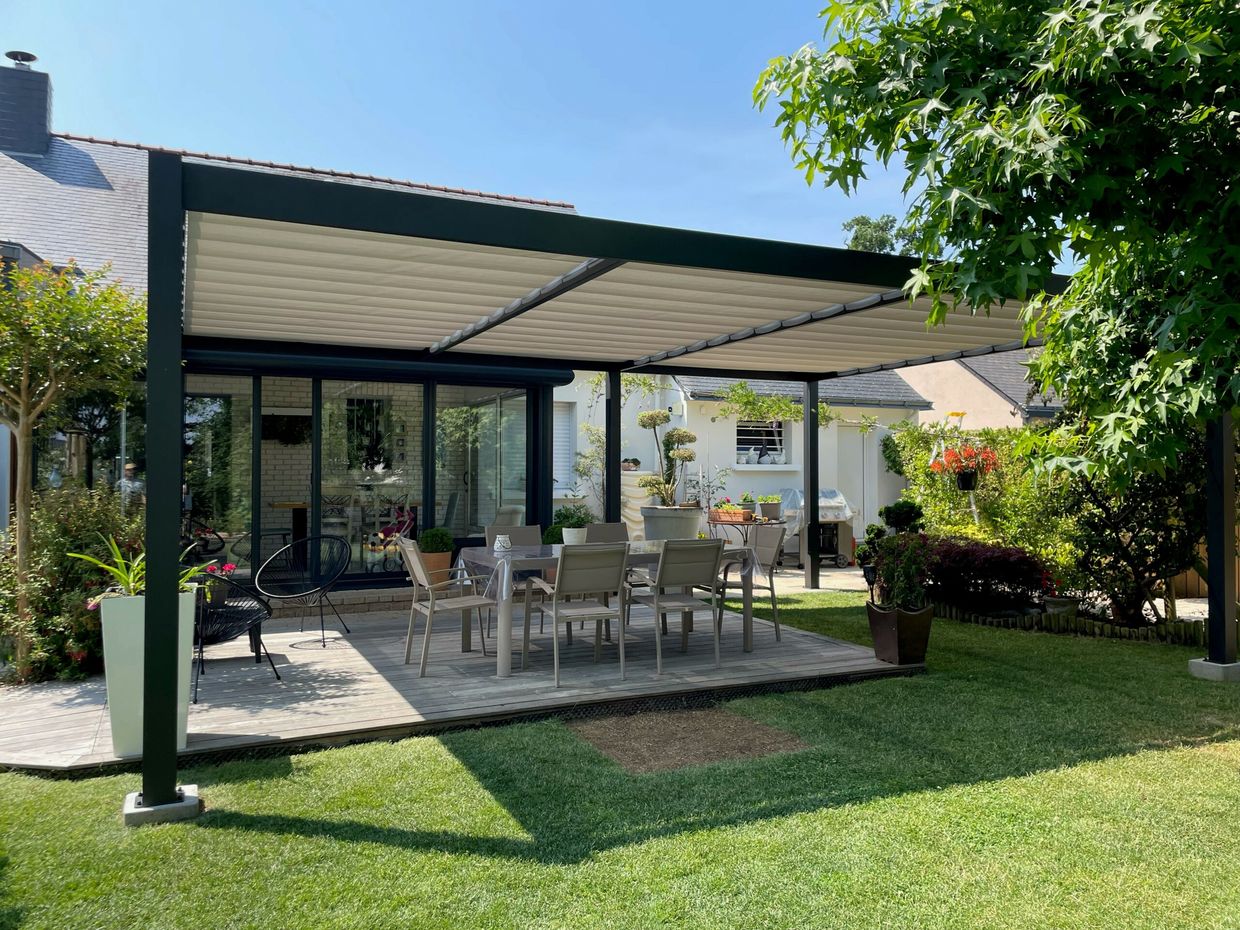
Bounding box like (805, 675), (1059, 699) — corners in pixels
(141, 150), (1236, 812)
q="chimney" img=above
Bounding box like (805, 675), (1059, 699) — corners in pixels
(0, 52), (52, 156)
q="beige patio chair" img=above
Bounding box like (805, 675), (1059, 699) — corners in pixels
(528, 543), (629, 686)
(584, 522), (629, 542)
(627, 539), (725, 672)
(494, 504), (525, 526)
(720, 523), (785, 641)
(397, 537), (496, 678)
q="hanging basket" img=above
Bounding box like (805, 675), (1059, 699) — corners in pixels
(955, 470), (978, 491)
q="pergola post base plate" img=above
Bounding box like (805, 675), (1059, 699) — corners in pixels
(1188, 658), (1240, 683)
(122, 784), (202, 827)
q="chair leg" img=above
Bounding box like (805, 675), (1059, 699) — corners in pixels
(476, 609), (489, 658)
(260, 637), (282, 681)
(769, 587), (782, 641)
(323, 593), (351, 634)
(404, 602), (419, 664)
(552, 612), (561, 688)
(523, 604), (532, 671)
(653, 598), (663, 675)
(193, 644), (204, 704)
(318, 599), (327, 648)
(418, 610), (435, 678)
(617, 610), (626, 680)
(713, 596), (721, 668)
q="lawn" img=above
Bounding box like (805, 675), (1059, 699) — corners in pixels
(3, 592), (1240, 930)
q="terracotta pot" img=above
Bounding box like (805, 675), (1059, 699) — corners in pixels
(866, 601), (933, 665)
(955, 470), (978, 491)
(709, 509), (752, 524)
(421, 549), (452, 585)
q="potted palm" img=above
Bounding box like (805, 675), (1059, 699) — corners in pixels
(69, 536), (206, 757)
(635, 409), (702, 540)
(417, 527), (455, 584)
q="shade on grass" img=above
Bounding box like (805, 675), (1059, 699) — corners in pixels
(2, 592), (1239, 929)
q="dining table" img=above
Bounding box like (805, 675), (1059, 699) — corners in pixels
(458, 541), (757, 678)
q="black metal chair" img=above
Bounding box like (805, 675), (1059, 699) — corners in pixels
(194, 573), (281, 703)
(254, 535), (352, 647)
(229, 530), (291, 576)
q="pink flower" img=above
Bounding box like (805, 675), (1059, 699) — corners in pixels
(205, 564), (218, 573)
(221, 563), (236, 573)
(86, 599), (99, 610)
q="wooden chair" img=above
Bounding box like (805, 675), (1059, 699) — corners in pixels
(721, 523), (785, 641)
(396, 537), (496, 678)
(627, 539), (725, 672)
(529, 543), (629, 686)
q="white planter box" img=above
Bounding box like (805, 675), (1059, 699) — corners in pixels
(561, 527), (588, 545)
(100, 591), (195, 758)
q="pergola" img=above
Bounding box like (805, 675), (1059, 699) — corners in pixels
(138, 151), (1237, 817)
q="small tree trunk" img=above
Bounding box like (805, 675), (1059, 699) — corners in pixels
(13, 413), (34, 677)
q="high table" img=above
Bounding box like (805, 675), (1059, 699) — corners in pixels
(459, 542), (757, 678)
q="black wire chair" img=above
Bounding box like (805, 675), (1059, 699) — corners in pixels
(181, 518), (227, 564)
(254, 535), (353, 647)
(228, 531), (291, 576)
(194, 573), (281, 703)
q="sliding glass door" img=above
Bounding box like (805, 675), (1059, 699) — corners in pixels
(435, 386), (527, 539)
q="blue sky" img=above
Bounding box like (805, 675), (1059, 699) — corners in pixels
(7, 1), (909, 245)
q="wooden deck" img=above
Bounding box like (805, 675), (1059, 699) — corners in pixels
(0, 605), (917, 772)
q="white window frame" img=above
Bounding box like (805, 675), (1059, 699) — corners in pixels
(735, 419), (786, 460)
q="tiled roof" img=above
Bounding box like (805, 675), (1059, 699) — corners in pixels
(675, 372), (931, 409)
(0, 134), (576, 291)
(960, 350), (1061, 415)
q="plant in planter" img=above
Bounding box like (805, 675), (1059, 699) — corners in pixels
(739, 491), (756, 514)
(552, 503), (598, 544)
(635, 410), (701, 540)
(757, 494), (782, 520)
(709, 498), (753, 524)
(68, 536), (208, 756)
(867, 529), (933, 666)
(931, 443), (999, 491)
(417, 527), (456, 584)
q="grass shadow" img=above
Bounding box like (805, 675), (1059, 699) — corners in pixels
(193, 593), (1240, 865)
(0, 854), (22, 930)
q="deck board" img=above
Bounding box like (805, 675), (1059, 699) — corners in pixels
(0, 606), (917, 772)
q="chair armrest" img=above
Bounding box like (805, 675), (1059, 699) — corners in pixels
(428, 573), (491, 591)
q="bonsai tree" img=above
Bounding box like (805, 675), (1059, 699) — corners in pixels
(873, 532), (930, 611)
(878, 500), (924, 534)
(854, 523), (887, 567)
(635, 409), (697, 505)
(0, 261), (145, 675)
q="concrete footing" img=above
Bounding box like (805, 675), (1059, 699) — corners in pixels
(1188, 658), (1240, 682)
(122, 784), (202, 826)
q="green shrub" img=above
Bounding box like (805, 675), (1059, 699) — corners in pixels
(543, 524), (565, 545)
(551, 503), (597, 529)
(873, 533), (929, 610)
(878, 499), (923, 533)
(0, 488), (142, 681)
(417, 527), (455, 553)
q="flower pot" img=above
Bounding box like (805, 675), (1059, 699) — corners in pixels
(100, 591), (195, 758)
(866, 601), (933, 665)
(955, 470), (978, 491)
(421, 550), (453, 585)
(641, 505), (703, 541)
(561, 527), (588, 545)
(759, 501), (781, 520)
(740, 501), (756, 515)
(709, 509), (752, 524)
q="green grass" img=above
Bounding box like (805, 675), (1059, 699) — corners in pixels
(3, 592), (1240, 929)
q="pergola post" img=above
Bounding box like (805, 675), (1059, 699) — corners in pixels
(605, 369), (622, 523)
(1192, 412), (1239, 680)
(802, 379), (820, 589)
(128, 151), (199, 824)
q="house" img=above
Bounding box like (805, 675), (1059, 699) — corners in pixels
(896, 350), (1061, 427)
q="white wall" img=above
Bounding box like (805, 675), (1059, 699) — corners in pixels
(553, 372), (914, 542)
(897, 360), (1021, 428)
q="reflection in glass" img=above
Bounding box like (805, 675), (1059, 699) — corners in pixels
(436, 386), (527, 538)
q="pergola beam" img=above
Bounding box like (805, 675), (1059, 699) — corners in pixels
(626, 289), (909, 369)
(821, 338), (1044, 380)
(429, 257), (625, 354)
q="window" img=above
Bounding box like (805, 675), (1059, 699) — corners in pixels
(553, 401), (576, 494)
(736, 420), (785, 462)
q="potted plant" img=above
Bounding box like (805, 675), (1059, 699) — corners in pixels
(417, 527), (455, 584)
(739, 491), (757, 515)
(864, 501), (933, 664)
(757, 494), (782, 520)
(635, 409), (702, 540)
(931, 443), (999, 491)
(68, 536), (206, 757)
(709, 499), (752, 524)
(552, 503), (597, 544)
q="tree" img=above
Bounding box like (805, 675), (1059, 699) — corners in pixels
(0, 261), (145, 674)
(841, 213), (919, 255)
(757, 0), (1239, 480)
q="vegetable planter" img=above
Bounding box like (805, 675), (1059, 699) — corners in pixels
(759, 501), (782, 520)
(955, 470), (978, 491)
(100, 591), (196, 758)
(866, 602), (933, 665)
(709, 509), (753, 524)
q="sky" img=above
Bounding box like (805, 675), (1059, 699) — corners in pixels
(5, 0), (910, 246)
